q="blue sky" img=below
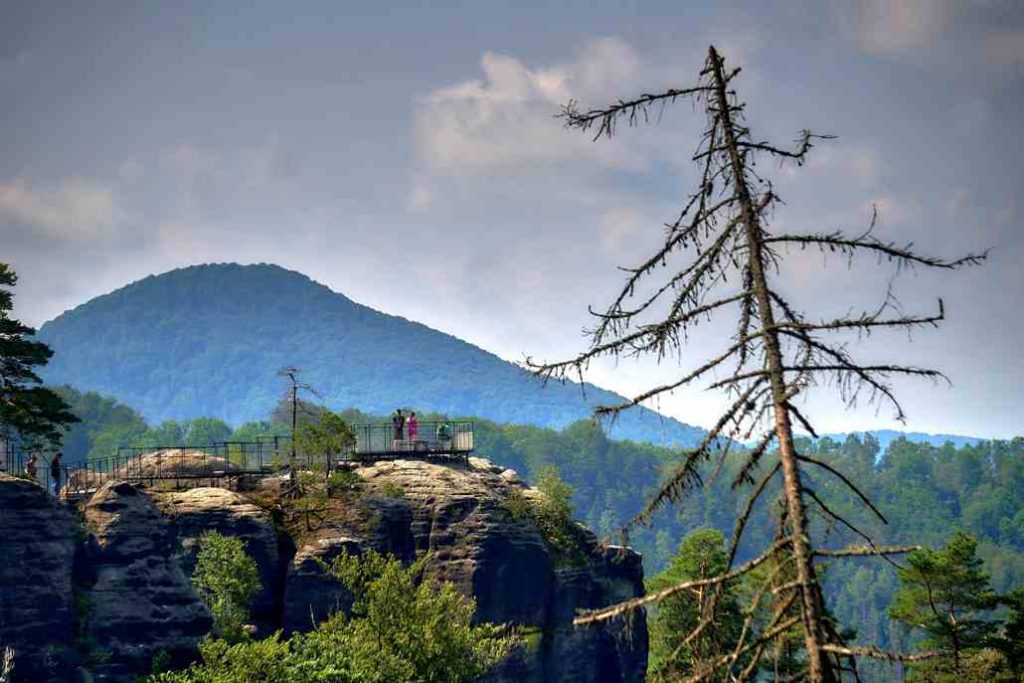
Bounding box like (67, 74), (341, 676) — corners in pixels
(3, 1), (1022, 437)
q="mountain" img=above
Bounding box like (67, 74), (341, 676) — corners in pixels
(36, 263), (704, 446)
(820, 429), (982, 453)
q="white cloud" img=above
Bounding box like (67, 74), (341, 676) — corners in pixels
(413, 37), (653, 174)
(0, 177), (123, 237)
(845, 0), (1024, 69)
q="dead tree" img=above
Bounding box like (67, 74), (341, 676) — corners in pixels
(530, 46), (985, 682)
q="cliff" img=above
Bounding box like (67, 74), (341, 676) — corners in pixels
(0, 457), (647, 682)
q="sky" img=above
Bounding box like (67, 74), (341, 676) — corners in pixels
(3, 1), (1022, 438)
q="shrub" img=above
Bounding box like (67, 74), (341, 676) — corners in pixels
(379, 481), (405, 499)
(148, 550), (517, 683)
(191, 532), (261, 643)
(326, 468), (361, 498)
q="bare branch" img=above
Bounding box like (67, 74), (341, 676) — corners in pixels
(821, 644), (941, 663)
(814, 545), (920, 558)
(574, 537), (791, 626)
(561, 86), (714, 140)
(764, 232), (988, 270)
(797, 453), (888, 525)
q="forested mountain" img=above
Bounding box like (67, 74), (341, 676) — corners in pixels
(35, 263), (703, 447)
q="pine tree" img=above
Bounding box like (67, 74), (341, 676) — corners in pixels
(890, 532), (999, 677)
(0, 263), (78, 450)
(532, 46), (984, 681)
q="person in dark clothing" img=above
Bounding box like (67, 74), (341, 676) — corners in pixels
(50, 452), (62, 496)
(26, 454), (38, 480)
(391, 409), (405, 450)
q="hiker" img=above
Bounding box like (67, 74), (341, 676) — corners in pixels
(25, 454), (38, 480)
(407, 412), (419, 442)
(391, 409), (405, 450)
(50, 452), (62, 495)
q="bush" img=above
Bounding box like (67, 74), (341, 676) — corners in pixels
(379, 481), (405, 499)
(148, 550), (517, 683)
(191, 533), (261, 643)
(327, 469), (361, 498)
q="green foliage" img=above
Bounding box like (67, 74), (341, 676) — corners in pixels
(502, 487), (531, 521)
(890, 532), (1000, 677)
(326, 468), (362, 497)
(191, 533), (261, 643)
(378, 481), (405, 499)
(995, 588), (1024, 676)
(147, 634), (292, 683)
(185, 418), (233, 448)
(149, 550), (516, 683)
(646, 529), (743, 680)
(0, 264), (78, 449)
(294, 410), (356, 466)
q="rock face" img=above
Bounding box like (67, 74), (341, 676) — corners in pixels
(0, 474), (78, 683)
(82, 482), (212, 679)
(1, 456), (647, 682)
(282, 459), (647, 682)
(152, 487), (280, 632)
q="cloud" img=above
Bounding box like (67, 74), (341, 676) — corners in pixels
(0, 177), (123, 237)
(413, 37), (652, 175)
(844, 0), (1024, 68)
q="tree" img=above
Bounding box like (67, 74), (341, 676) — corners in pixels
(994, 588), (1024, 677)
(890, 532), (999, 678)
(532, 46), (984, 681)
(0, 264), (78, 450)
(276, 366), (321, 460)
(151, 550), (516, 683)
(293, 409), (356, 477)
(191, 532), (261, 643)
(184, 417), (233, 447)
(647, 529), (743, 680)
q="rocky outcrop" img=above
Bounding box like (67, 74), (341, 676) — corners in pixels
(282, 458), (647, 682)
(0, 474), (78, 683)
(1, 456), (647, 682)
(152, 487), (280, 632)
(82, 482), (212, 679)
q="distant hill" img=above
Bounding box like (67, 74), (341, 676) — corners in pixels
(820, 429), (983, 453)
(36, 263), (704, 447)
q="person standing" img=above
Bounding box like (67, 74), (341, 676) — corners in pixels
(407, 412), (419, 443)
(50, 452), (63, 496)
(25, 454), (38, 480)
(391, 409), (405, 450)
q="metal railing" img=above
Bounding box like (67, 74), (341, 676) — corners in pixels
(355, 420), (474, 457)
(0, 421), (474, 500)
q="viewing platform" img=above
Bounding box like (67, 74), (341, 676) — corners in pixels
(0, 420), (475, 500)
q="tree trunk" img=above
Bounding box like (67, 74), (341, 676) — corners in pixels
(708, 45), (836, 683)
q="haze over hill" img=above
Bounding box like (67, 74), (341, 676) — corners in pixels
(36, 263), (704, 446)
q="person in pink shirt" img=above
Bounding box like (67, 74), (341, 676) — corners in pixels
(407, 412), (419, 441)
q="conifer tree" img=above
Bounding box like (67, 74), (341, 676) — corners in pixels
(0, 263), (78, 451)
(532, 46), (985, 681)
(890, 532), (999, 677)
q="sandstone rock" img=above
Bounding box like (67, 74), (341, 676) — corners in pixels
(152, 488), (280, 632)
(82, 482), (211, 678)
(282, 535), (361, 633)
(0, 474), (78, 683)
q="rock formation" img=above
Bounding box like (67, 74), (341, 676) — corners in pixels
(0, 474), (77, 683)
(0, 456), (647, 682)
